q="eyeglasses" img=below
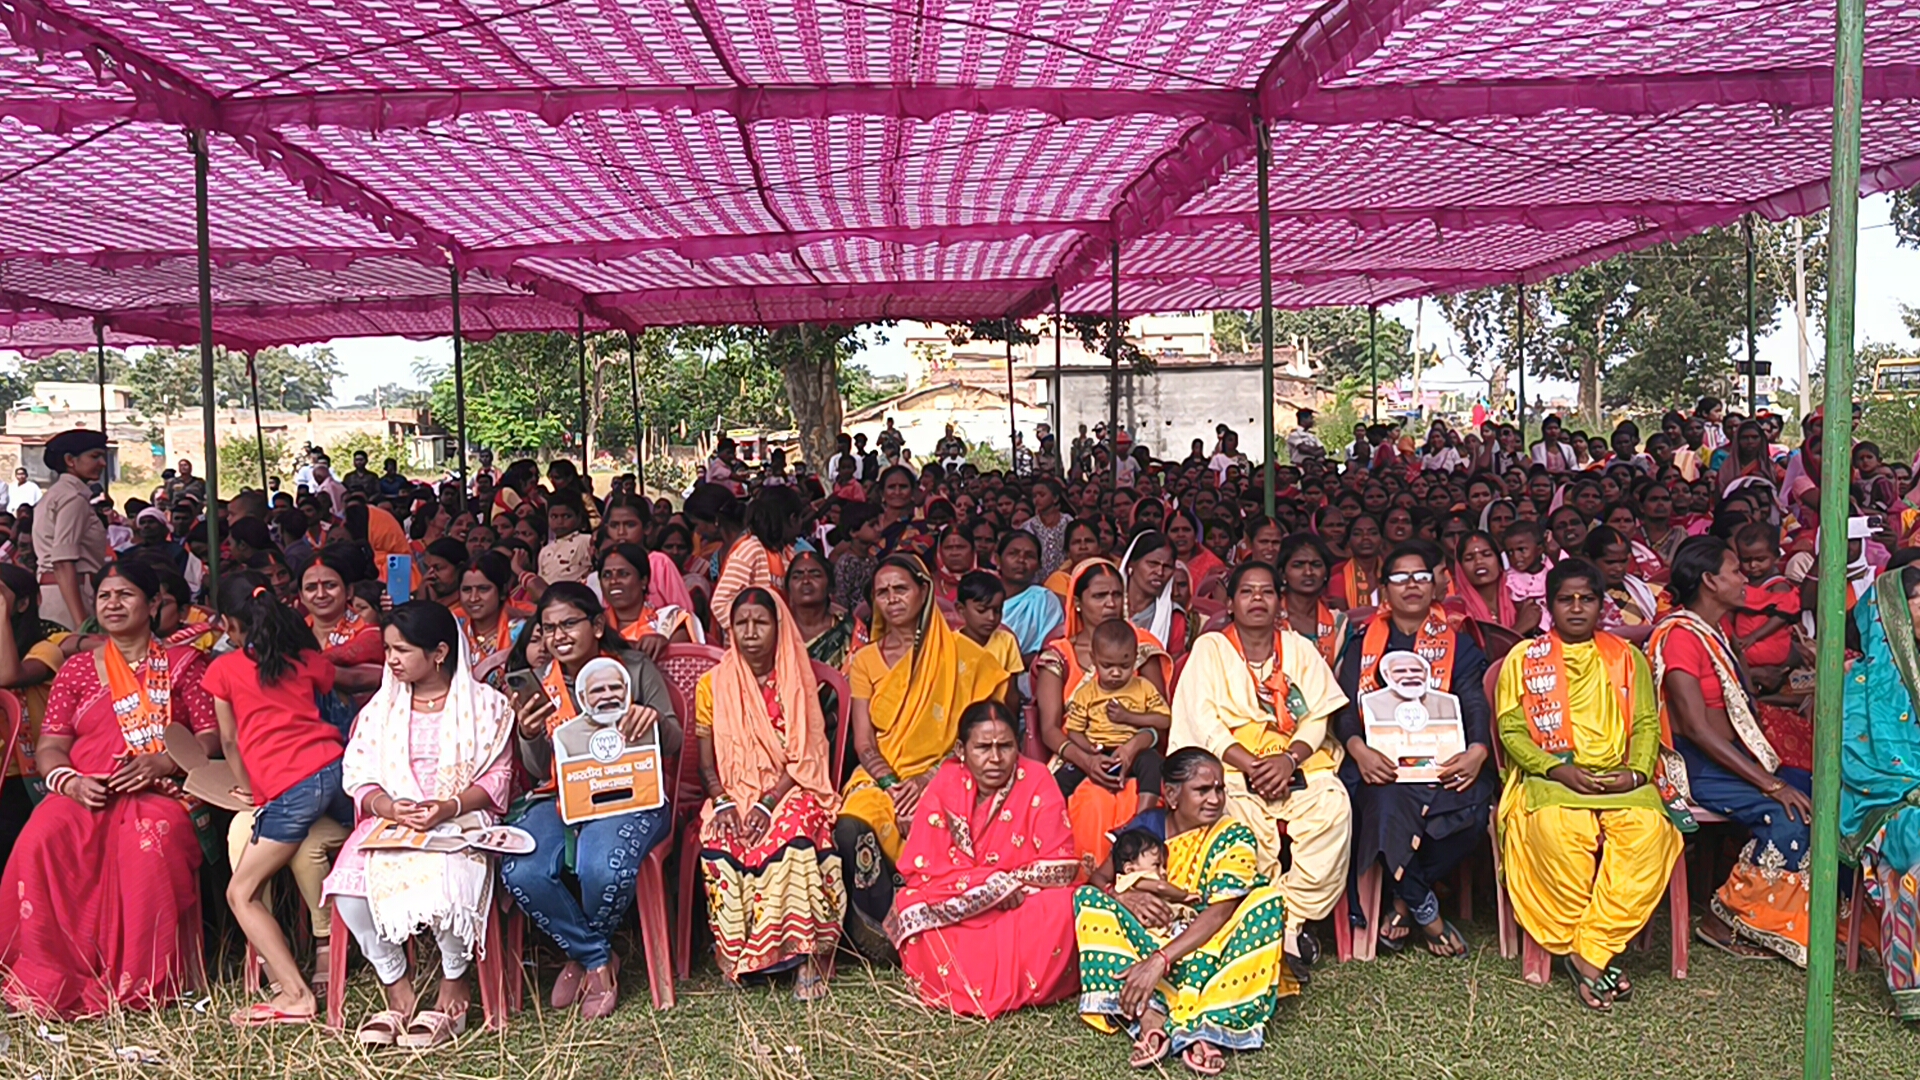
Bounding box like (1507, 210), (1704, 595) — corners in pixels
(539, 614), (593, 636)
(1384, 571), (1435, 585)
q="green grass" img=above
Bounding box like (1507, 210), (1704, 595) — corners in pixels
(1, 914), (1910, 1080)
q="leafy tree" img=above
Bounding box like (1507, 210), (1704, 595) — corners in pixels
(1894, 185), (1920, 249)
(353, 383), (430, 411)
(1212, 308), (1413, 383)
(125, 345), (341, 421)
(1439, 219), (1824, 429)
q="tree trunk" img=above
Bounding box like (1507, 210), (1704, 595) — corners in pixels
(1580, 352), (1602, 431)
(775, 326), (843, 470)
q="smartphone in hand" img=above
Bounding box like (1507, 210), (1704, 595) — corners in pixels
(386, 555), (412, 606)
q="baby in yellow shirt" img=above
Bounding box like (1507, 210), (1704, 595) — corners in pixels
(1058, 618), (1169, 816)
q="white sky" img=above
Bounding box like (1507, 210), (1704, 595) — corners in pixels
(229, 194), (1920, 410)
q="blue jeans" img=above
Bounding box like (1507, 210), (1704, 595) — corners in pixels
(500, 799), (671, 969)
(251, 758), (353, 844)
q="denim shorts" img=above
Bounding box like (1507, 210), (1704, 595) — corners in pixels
(252, 758), (354, 845)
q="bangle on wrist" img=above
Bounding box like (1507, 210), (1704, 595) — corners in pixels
(875, 774), (899, 791)
(713, 798), (736, 812)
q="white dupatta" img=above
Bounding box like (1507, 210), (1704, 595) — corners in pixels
(339, 635), (513, 953)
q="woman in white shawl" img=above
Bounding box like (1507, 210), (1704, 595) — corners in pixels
(323, 601), (514, 1050)
(1120, 530), (1187, 658)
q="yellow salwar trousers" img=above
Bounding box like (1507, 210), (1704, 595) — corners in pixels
(1224, 770), (1351, 936)
(1501, 800), (1680, 970)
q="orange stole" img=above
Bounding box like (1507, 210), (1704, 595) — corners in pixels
(1357, 609), (1454, 693)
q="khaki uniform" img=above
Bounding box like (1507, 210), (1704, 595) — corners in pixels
(33, 472), (107, 630)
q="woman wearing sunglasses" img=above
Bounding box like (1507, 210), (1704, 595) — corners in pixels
(1330, 541), (1495, 959)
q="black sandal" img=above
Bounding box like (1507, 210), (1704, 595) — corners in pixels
(1378, 911), (1412, 954)
(1422, 920), (1470, 960)
(1563, 957), (1612, 1012)
(1602, 966), (1631, 1002)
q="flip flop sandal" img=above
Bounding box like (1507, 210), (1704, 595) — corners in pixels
(395, 1007), (468, 1051)
(1423, 921), (1471, 960)
(1128, 1028), (1172, 1069)
(230, 1002), (314, 1027)
(1182, 1042), (1226, 1076)
(1694, 923), (1776, 961)
(1562, 957), (1612, 1012)
(1603, 966), (1632, 1003)
(1377, 911), (1412, 954)
(355, 1009), (409, 1047)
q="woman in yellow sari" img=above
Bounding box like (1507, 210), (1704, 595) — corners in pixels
(1075, 747), (1294, 1075)
(834, 554), (1009, 959)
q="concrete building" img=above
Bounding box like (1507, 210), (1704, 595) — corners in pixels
(1043, 351), (1329, 461)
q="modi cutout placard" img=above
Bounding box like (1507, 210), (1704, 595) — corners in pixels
(554, 657), (665, 824)
(1359, 650), (1466, 784)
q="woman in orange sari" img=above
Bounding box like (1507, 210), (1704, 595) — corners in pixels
(834, 555), (1009, 959)
(887, 700), (1080, 1017)
(0, 562), (219, 1017)
(1033, 559), (1170, 865)
(695, 588), (844, 998)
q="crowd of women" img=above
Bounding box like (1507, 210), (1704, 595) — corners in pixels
(1, 399), (1919, 1066)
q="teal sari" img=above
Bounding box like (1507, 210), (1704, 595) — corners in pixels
(1840, 572), (1920, 1019)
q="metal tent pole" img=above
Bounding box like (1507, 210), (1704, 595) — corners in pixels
(1108, 240), (1121, 480)
(1795, 218), (1812, 415)
(1516, 284), (1527, 448)
(1806, 0), (1865, 1074)
(627, 331), (644, 496)
(190, 131), (221, 598)
(1256, 121), (1276, 519)
(1745, 213), (1758, 412)
(576, 312), (590, 476)
(1368, 304), (1379, 424)
(450, 265), (469, 512)
(94, 322), (107, 433)
(246, 351), (268, 493)
(1052, 286), (1063, 442)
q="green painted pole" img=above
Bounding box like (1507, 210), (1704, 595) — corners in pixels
(628, 331), (644, 496)
(451, 265), (469, 513)
(1369, 304), (1378, 424)
(1256, 120), (1276, 519)
(1516, 284), (1527, 447)
(190, 131), (221, 598)
(576, 312), (590, 476)
(1745, 213), (1759, 413)
(1805, 0), (1865, 1075)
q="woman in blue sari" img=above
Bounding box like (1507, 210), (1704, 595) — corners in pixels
(1842, 563), (1920, 1021)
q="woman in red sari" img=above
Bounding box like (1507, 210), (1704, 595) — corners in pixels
(0, 561), (219, 1018)
(885, 700), (1081, 1018)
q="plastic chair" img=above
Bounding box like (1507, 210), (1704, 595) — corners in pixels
(817, 661), (853, 789)
(324, 897), (511, 1030)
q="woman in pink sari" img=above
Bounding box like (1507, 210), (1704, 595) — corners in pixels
(884, 700), (1081, 1018)
(0, 562), (219, 1018)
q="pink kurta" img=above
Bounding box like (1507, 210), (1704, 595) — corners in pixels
(323, 709), (512, 901)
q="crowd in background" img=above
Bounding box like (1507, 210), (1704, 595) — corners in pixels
(2, 392), (1919, 1063)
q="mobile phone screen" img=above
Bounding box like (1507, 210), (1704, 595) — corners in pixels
(386, 555), (412, 606)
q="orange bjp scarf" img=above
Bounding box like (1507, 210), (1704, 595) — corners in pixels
(1513, 630), (1694, 830)
(1223, 622), (1300, 739)
(104, 639), (172, 757)
(708, 591), (835, 806)
(1358, 608), (1455, 693)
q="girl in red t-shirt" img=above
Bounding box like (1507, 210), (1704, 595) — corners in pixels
(206, 571), (352, 1027)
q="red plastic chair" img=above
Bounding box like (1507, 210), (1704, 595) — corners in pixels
(817, 661), (853, 789)
(324, 897), (511, 1030)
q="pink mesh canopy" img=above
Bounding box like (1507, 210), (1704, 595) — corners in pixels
(1, 0), (1916, 347)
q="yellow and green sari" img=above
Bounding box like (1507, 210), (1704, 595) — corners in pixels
(1074, 819), (1295, 1052)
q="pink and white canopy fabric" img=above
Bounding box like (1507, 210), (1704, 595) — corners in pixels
(1, 0), (1917, 347)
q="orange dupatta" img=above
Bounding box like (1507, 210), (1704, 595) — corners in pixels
(1357, 608), (1455, 693)
(1051, 557), (1170, 687)
(706, 591), (835, 808)
(103, 638), (172, 757)
(1338, 558), (1378, 608)
(1513, 630), (1694, 829)
(1222, 622), (1303, 739)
